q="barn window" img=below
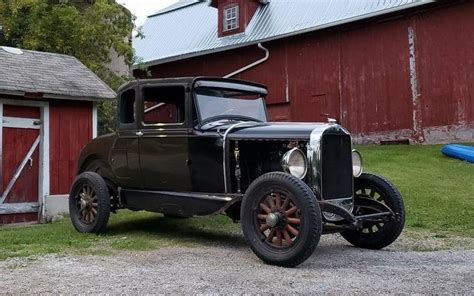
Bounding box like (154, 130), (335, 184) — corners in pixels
(223, 5), (239, 31)
(142, 86), (185, 125)
(119, 89), (135, 124)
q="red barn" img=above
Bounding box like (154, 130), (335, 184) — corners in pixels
(0, 47), (115, 224)
(133, 0), (473, 144)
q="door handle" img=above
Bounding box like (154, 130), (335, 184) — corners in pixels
(136, 131), (143, 137)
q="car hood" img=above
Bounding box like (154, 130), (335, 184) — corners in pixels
(223, 122), (339, 140)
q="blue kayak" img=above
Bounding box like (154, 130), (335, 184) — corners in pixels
(442, 144), (474, 163)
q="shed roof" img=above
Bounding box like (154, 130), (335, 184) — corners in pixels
(134, 0), (434, 67)
(0, 47), (116, 101)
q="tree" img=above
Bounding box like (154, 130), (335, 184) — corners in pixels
(0, 0), (136, 134)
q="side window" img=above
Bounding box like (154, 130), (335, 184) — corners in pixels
(142, 86), (185, 125)
(120, 89), (135, 124)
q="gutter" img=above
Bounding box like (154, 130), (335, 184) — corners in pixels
(0, 89), (115, 102)
(133, 0), (435, 69)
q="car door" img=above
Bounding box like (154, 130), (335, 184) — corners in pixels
(110, 87), (143, 189)
(137, 84), (192, 191)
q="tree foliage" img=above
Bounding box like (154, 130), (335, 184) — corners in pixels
(0, 0), (136, 134)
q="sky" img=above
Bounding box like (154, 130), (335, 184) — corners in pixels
(117, 0), (179, 26)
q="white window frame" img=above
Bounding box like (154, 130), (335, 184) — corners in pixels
(223, 5), (239, 32)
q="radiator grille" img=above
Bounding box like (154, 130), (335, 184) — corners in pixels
(321, 134), (353, 200)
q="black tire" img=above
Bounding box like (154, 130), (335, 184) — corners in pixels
(69, 172), (111, 233)
(341, 173), (405, 249)
(241, 172), (322, 267)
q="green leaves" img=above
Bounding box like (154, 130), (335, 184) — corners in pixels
(0, 0), (136, 134)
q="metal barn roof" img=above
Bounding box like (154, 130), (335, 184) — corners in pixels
(134, 0), (434, 67)
(0, 47), (116, 101)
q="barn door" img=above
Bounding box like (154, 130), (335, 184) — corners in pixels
(0, 105), (41, 224)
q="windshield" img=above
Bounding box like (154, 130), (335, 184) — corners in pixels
(194, 87), (267, 125)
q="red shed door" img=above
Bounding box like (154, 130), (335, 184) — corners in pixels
(0, 105), (41, 224)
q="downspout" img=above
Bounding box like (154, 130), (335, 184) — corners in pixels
(224, 43), (270, 78)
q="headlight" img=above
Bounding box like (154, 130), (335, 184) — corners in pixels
(281, 148), (308, 179)
(352, 149), (363, 177)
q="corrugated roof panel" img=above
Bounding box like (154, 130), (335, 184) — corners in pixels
(133, 0), (434, 66)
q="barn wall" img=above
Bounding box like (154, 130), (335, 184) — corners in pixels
(142, 1), (473, 143)
(50, 100), (92, 195)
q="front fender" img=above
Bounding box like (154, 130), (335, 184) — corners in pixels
(77, 133), (117, 174)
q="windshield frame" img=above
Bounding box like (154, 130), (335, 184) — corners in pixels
(193, 86), (268, 129)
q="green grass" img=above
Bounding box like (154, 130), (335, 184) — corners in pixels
(358, 144), (473, 236)
(0, 144), (472, 260)
(0, 212), (241, 260)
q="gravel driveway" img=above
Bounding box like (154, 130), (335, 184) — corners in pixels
(1, 233), (473, 294)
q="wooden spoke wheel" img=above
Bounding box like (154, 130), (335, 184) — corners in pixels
(76, 184), (99, 225)
(241, 172), (322, 268)
(256, 190), (302, 248)
(69, 172), (110, 233)
(341, 173), (405, 249)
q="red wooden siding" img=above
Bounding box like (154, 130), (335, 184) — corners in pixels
(1, 105), (40, 203)
(3, 105), (40, 118)
(0, 213), (38, 224)
(142, 1), (474, 143)
(414, 3), (474, 130)
(50, 100), (92, 195)
(2, 128), (39, 203)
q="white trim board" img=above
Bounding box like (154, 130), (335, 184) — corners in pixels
(0, 103), (3, 192)
(92, 102), (98, 138)
(2, 117), (41, 129)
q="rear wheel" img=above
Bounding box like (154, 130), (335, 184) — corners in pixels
(69, 172), (110, 233)
(341, 173), (405, 249)
(241, 172), (322, 267)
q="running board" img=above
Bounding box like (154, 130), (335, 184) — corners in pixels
(120, 189), (243, 217)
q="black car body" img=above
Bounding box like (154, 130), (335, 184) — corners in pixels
(70, 77), (405, 267)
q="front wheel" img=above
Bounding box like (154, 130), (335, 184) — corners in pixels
(69, 172), (111, 233)
(341, 173), (405, 249)
(241, 172), (322, 267)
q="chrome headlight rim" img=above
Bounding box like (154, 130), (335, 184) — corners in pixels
(352, 149), (363, 178)
(281, 147), (308, 180)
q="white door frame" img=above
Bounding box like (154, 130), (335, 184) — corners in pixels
(0, 99), (49, 220)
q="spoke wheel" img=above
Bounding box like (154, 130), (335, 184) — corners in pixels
(341, 173), (405, 249)
(256, 190), (302, 249)
(241, 172), (322, 268)
(69, 172), (111, 233)
(76, 184), (99, 225)
(353, 186), (388, 234)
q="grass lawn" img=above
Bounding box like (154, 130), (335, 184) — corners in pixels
(358, 144), (473, 236)
(0, 144), (472, 260)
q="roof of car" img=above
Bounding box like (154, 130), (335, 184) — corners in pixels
(134, 0), (434, 67)
(117, 77), (267, 94)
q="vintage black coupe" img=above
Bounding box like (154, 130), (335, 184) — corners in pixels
(70, 77), (405, 267)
